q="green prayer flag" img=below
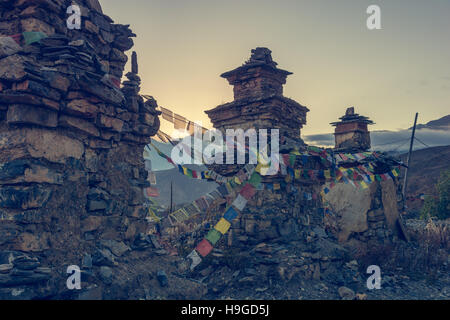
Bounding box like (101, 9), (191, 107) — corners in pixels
(249, 172), (262, 187)
(289, 154), (296, 167)
(205, 229), (221, 245)
(22, 31), (47, 45)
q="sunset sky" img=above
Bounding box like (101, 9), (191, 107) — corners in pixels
(99, 0), (450, 136)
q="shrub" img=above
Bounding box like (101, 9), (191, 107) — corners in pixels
(420, 169), (450, 220)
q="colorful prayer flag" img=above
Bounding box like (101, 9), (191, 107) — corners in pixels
(214, 218), (231, 234)
(187, 250), (202, 270)
(224, 206), (238, 222)
(249, 172), (262, 187)
(240, 183), (257, 200)
(206, 229), (222, 245)
(196, 239), (213, 257)
(145, 186), (159, 198)
(232, 194), (247, 211)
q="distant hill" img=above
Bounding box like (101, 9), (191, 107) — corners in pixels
(414, 115), (450, 130)
(153, 166), (218, 208)
(400, 145), (450, 213)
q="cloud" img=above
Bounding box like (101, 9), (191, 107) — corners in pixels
(303, 133), (334, 147)
(304, 128), (450, 153)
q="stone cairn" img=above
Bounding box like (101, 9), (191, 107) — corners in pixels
(0, 0), (160, 298)
(330, 107), (374, 152)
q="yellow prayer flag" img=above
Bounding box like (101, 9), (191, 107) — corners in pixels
(147, 208), (161, 223)
(324, 170), (331, 179)
(273, 183), (281, 190)
(214, 218), (231, 234)
(294, 169), (301, 179)
(392, 169), (398, 177)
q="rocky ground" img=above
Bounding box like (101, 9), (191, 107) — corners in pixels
(1, 218), (448, 300)
(66, 219), (450, 300)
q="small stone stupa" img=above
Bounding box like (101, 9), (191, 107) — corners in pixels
(330, 107), (374, 152)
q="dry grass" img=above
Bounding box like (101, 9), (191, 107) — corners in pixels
(358, 219), (449, 280)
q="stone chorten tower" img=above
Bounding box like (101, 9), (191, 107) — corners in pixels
(205, 47), (309, 141)
(330, 107), (374, 152)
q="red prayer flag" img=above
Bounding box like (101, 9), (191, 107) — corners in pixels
(239, 183), (257, 200)
(196, 239), (213, 257)
(145, 187), (160, 198)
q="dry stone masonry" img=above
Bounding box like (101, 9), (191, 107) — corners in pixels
(0, 0), (160, 298)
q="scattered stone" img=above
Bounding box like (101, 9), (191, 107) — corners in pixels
(157, 270), (168, 287)
(82, 254), (93, 269)
(355, 293), (368, 300)
(99, 240), (130, 257)
(92, 248), (116, 267)
(78, 285), (102, 300)
(99, 266), (113, 284)
(338, 286), (356, 300)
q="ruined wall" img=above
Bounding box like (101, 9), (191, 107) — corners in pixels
(0, 0), (160, 298)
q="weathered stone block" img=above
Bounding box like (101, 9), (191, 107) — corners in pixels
(81, 216), (105, 233)
(99, 240), (130, 257)
(98, 114), (123, 132)
(0, 162), (63, 185)
(88, 138), (112, 149)
(0, 224), (21, 245)
(13, 80), (61, 101)
(59, 115), (100, 137)
(79, 76), (125, 106)
(0, 55), (27, 81)
(7, 104), (58, 127)
(0, 186), (52, 210)
(0, 160), (29, 181)
(45, 72), (71, 92)
(0, 37), (21, 58)
(20, 18), (55, 35)
(87, 199), (108, 212)
(65, 99), (99, 118)
(0, 93), (60, 111)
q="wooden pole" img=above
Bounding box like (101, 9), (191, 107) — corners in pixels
(169, 180), (173, 214)
(402, 112), (419, 200)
